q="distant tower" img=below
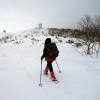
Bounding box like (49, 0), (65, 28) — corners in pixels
(38, 23), (42, 29)
(3, 30), (6, 33)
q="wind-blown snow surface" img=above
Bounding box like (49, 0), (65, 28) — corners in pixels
(0, 30), (100, 100)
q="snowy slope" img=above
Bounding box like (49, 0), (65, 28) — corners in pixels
(0, 28), (100, 100)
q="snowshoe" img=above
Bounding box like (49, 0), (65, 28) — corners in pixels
(44, 70), (48, 75)
(51, 77), (57, 81)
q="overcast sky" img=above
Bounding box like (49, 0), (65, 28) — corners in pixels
(0, 0), (100, 32)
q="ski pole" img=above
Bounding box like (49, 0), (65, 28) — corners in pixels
(55, 60), (61, 73)
(39, 60), (42, 86)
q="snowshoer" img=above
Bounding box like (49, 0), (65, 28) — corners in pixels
(41, 38), (59, 81)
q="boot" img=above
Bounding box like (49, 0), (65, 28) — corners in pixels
(50, 72), (56, 81)
(44, 66), (49, 75)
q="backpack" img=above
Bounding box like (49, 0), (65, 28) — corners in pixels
(47, 42), (59, 58)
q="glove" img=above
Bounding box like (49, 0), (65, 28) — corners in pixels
(41, 56), (43, 60)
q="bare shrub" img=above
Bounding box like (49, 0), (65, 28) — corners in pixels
(77, 15), (100, 56)
(67, 40), (74, 44)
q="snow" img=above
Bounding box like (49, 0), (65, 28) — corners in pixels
(0, 29), (100, 100)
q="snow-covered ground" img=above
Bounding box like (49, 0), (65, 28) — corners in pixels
(0, 29), (100, 100)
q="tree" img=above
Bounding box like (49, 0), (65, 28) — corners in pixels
(77, 15), (100, 56)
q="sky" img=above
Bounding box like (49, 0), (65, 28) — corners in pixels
(0, 0), (100, 32)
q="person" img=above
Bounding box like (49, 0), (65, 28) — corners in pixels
(41, 38), (58, 80)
